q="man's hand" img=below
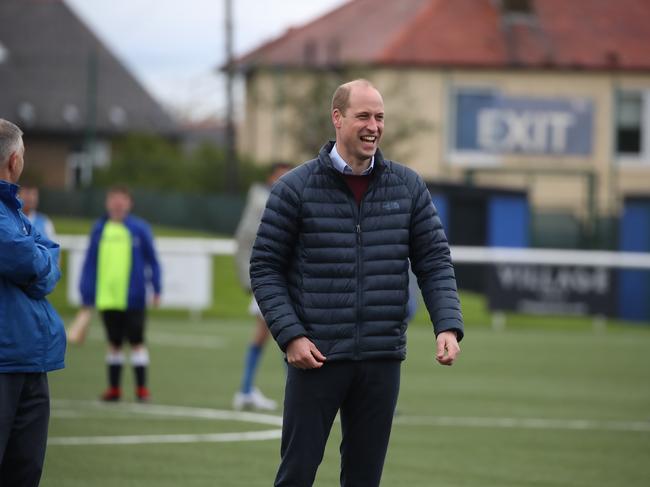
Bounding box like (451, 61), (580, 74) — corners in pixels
(286, 337), (326, 369)
(435, 330), (460, 366)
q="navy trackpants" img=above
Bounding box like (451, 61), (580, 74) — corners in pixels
(275, 360), (401, 487)
(0, 373), (50, 487)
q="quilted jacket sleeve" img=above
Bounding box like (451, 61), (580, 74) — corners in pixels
(409, 175), (464, 341)
(249, 177), (306, 352)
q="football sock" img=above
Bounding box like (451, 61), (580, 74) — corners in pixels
(241, 343), (263, 394)
(106, 350), (125, 388)
(131, 348), (150, 388)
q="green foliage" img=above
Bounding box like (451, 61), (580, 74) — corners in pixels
(92, 134), (267, 193)
(283, 72), (345, 158)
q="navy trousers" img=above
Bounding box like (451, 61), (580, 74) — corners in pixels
(275, 360), (401, 487)
(0, 373), (50, 487)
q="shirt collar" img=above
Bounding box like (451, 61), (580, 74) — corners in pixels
(330, 144), (374, 175)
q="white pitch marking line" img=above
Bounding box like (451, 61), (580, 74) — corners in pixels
(48, 429), (282, 446)
(394, 416), (650, 432)
(49, 400), (285, 446)
(51, 400), (283, 426)
(49, 401), (650, 447)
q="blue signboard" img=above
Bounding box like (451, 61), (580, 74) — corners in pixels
(454, 92), (594, 156)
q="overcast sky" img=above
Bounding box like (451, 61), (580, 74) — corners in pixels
(65, 0), (346, 120)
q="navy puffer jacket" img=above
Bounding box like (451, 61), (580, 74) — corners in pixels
(250, 142), (463, 361)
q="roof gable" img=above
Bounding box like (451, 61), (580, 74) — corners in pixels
(0, 0), (176, 135)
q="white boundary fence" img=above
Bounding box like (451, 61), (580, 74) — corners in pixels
(58, 235), (650, 311)
(451, 247), (650, 269)
(59, 236), (234, 311)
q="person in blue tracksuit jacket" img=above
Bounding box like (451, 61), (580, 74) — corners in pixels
(79, 185), (161, 402)
(0, 119), (66, 487)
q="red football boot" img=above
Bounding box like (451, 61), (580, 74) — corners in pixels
(136, 386), (150, 402)
(100, 387), (121, 402)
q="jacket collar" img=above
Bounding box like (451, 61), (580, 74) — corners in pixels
(318, 140), (386, 173)
(0, 180), (21, 210)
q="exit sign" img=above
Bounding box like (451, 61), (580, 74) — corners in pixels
(454, 91), (593, 157)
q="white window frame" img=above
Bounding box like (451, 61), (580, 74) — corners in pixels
(616, 89), (650, 166)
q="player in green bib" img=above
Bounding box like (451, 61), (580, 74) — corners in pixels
(79, 186), (161, 402)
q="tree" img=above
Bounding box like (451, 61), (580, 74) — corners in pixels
(93, 133), (266, 193)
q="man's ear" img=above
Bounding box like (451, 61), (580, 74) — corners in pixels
(7, 151), (17, 173)
(332, 109), (342, 129)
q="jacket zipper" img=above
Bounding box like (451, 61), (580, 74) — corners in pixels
(355, 219), (362, 359)
(326, 159), (384, 359)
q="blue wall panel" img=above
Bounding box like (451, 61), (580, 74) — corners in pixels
(619, 201), (650, 321)
(487, 196), (529, 247)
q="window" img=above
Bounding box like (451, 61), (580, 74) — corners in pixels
(616, 92), (642, 155)
(501, 0), (533, 14)
(616, 90), (650, 162)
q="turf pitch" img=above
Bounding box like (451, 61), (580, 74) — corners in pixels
(43, 313), (650, 487)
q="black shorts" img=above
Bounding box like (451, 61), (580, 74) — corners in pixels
(101, 309), (146, 347)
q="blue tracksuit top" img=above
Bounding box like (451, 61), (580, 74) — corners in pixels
(0, 180), (66, 372)
(79, 214), (162, 310)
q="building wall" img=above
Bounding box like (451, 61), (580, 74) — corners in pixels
(21, 135), (71, 188)
(21, 134), (114, 190)
(241, 68), (650, 219)
(241, 70), (311, 165)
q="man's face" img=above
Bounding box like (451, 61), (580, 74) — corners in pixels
(332, 85), (384, 166)
(105, 191), (132, 222)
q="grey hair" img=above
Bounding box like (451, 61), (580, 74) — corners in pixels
(0, 119), (23, 165)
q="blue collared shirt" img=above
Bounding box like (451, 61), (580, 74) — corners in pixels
(329, 144), (374, 175)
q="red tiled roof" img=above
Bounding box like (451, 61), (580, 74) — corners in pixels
(236, 0), (431, 67)
(235, 0), (650, 71)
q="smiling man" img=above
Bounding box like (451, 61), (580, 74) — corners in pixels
(250, 79), (464, 486)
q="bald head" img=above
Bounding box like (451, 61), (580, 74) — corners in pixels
(331, 79), (381, 116)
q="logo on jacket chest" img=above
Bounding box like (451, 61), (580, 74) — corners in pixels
(382, 201), (400, 211)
